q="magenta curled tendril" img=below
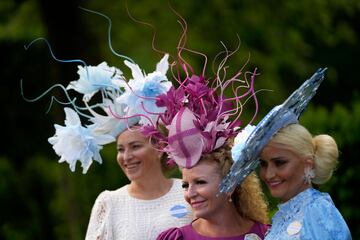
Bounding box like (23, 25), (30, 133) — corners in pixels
(137, 14), (260, 168)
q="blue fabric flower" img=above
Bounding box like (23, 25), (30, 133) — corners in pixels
(87, 97), (140, 138)
(231, 124), (256, 161)
(47, 55), (172, 173)
(48, 108), (114, 173)
(67, 62), (124, 101)
(116, 54), (172, 125)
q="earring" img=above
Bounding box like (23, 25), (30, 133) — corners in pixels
(227, 193), (233, 203)
(304, 167), (315, 184)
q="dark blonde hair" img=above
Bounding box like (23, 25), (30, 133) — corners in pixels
(200, 141), (269, 224)
(270, 124), (339, 185)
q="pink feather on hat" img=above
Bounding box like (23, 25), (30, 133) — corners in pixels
(140, 18), (260, 170)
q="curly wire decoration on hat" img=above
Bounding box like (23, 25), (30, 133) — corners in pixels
(22, 7), (263, 173)
(21, 9), (173, 174)
(140, 11), (261, 169)
(219, 68), (327, 194)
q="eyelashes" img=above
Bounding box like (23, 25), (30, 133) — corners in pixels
(181, 180), (208, 189)
(259, 158), (288, 169)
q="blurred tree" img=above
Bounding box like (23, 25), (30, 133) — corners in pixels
(1, 0), (359, 239)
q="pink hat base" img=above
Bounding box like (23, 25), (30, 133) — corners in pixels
(167, 107), (206, 168)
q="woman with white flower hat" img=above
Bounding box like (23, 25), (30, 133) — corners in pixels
(41, 52), (193, 239)
(85, 125), (193, 240)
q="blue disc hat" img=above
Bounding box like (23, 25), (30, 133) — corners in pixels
(220, 68), (327, 194)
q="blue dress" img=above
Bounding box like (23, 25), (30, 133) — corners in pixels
(265, 188), (351, 240)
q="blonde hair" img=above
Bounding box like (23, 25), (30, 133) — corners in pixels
(200, 142), (269, 224)
(270, 124), (339, 184)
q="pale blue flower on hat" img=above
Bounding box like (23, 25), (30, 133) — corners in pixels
(48, 107), (114, 173)
(67, 61), (124, 101)
(87, 97), (140, 138)
(231, 124), (256, 161)
(115, 54), (172, 125)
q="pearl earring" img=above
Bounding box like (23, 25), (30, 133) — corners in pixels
(304, 167), (315, 184)
(227, 194), (233, 203)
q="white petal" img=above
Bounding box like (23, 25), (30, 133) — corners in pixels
(95, 134), (116, 145)
(156, 54), (169, 75)
(124, 60), (144, 81)
(214, 137), (226, 149)
(64, 108), (81, 126)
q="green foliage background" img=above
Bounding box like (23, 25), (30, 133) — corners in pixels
(1, 0), (359, 239)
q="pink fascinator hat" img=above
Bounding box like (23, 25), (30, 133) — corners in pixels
(140, 22), (260, 169)
(166, 107), (206, 168)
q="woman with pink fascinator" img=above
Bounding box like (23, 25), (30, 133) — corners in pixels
(140, 20), (272, 237)
(153, 83), (271, 239)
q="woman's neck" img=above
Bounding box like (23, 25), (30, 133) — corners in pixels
(193, 206), (254, 237)
(128, 175), (173, 200)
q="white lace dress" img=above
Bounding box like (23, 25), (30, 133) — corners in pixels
(85, 179), (192, 240)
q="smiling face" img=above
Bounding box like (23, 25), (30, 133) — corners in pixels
(182, 160), (228, 219)
(259, 142), (312, 202)
(116, 129), (163, 182)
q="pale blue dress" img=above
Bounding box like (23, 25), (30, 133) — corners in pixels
(265, 188), (351, 240)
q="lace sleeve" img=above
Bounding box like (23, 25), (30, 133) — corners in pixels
(301, 196), (352, 240)
(85, 191), (112, 240)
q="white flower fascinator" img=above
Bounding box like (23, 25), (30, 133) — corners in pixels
(22, 36), (172, 173)
(52, 55), (172, 173)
